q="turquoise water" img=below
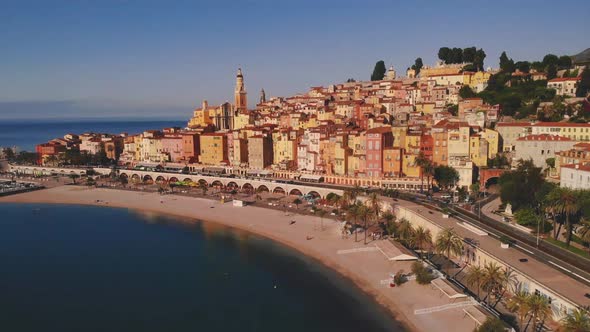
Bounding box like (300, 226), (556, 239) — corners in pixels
(0, 119), (185, 151)
(0, 203), (404, 332)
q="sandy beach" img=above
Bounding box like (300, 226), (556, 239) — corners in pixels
(0, 186), (486, 332)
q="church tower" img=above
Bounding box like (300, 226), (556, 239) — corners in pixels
(260, 88), (266, 104)
(234, 68), (247, 112)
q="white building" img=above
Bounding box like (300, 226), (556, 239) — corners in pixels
(514, 134), (576, 169)
(560, 164), (590, 189)
(547, 77), (581, 97)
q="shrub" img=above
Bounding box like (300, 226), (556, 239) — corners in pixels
(393, 270), (407, 286)
(411, 261), (435, 285)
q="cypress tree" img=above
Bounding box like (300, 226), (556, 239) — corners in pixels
(371, 60), (386, 81)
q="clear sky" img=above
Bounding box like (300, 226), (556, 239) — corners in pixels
(1, 0), (588, 120)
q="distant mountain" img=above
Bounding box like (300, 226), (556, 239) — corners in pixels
(572, 48), (590, 65)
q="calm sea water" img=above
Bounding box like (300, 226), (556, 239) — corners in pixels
(0, 119), (185, 152)
(0, 204), (405, 332)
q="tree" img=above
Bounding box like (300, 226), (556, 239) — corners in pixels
(415, 152), (430, 193)
(515, 61), (531, 73)
(315, 209), (327, 231)
(396, 218), (414, 246)
(463, 47), (476, 63)
(506, 286), (530, 332)
(527, 294), (552, 332)
(474, 317), (506, 332)
(68, 173), (80, 184)
(514, 208), (538, 227)
(474, 48), (486, 71)
(459, 85), (477, 99)
(558, 55), (572, 69)
(367, 192), (381, 218)
(542, 54), (559, 68)
(470, 182), (480, 201)
(411, 57), (423, 76)
(560, 307), (590, 332)
(293, 198), (302, 209)
(411, 226), (432, 259)
(346, 78), (356, 83)
(576, 68), (590, 97)
(498, 159), (544, 210)
(438, 47), (451, 64)
(451, 47), (463, 64)
(434, 165), (460, 191)
(434, 228), (463, 273)
(549, 187), (581, 246)
(1, 147), (15, 160)
(499, 51), (515, 73)
(347, 202), (363, 242)
(465, 265), (484, 299)
(547, 64), (557, 80)
(480, 262), (505, 304)
(371, 60), (386, 81)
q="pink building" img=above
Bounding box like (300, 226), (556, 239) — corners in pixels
(161, 134), (183, 162)
(365, 126), (394, 178)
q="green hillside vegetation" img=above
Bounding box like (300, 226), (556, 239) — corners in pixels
(477, 51), (579, 119)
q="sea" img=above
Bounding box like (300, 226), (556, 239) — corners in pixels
(0, 204), (405, 332)
(0, 119), (186, 152)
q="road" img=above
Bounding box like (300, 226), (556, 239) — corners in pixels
(408, 194), (590, 287)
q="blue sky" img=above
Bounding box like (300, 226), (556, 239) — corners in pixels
(1, 0), (588, 120)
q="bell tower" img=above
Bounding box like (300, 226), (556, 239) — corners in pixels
(234, 68), (247, 112)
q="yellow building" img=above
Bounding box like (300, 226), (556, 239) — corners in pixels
(273, 134), (297, 166)
(402, 153), (421, 178)
(199, 133), (228, 165)
(233, 111), (253, 130)
(391, 125), (408, 148)
(531, 122), (590, 142)
(415, 102), (436, 115)
(334, 141), (351, 176)
(481, 129), (499, 159)
(469, 135), (489, 167)
(465, 71), (492, 88)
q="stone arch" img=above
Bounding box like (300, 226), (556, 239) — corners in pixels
(484, 176), (499, 189)
(242, 183), (254, 193)
(227, 181), (239, 189)
(155, 176), (166, 184)
(142, 175), (153, 184)
(131, 174), (141, 182)
(289, 188), (303, 196)
(211, 180), (223, 188)
(256, 185), (269, 193)
(119, 173), (129, 180)
(198, 179), (208, 187)
(169, 177), (179, 183)
(183, 178), (193, 183)
(306, 190), (321, 199)
(273, 187), (286, 195)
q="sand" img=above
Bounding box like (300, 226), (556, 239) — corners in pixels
(0, 186), (486, 332)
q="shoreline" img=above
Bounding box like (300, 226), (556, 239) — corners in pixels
(0, 186), (483, 332)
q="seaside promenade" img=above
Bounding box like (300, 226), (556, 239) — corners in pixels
(1, 185), (489, 332)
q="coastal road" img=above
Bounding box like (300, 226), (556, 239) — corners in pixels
(410, 195), (590, 287)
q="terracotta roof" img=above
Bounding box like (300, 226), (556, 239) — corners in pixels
(532, 122), (590, 127)
(517, 134), (572, 141)
(548, 77), (581, 82)
(496, 122), (532, 127)
(561, 163), (590, 172)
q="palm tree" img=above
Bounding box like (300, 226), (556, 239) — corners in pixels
(357, 205), (373, 245)
(423, 161), (435, 194)
(465, 265), (484, 300)
(396, 218), (414, 246)
(506, 287), (530, 332)
(481, 262), (504, 304)
(368, 192), (381, 218)
(415, 152), (429, 194)
(578, 219), (590, 253)
(560, 307), (590, 332)
(550, 187), (580, 246)
(68, 173), (80, 184)
(411, 226), (432, 259)
(315, 209), (328, 231)
(527, 294), (552, 332)
(434, 228), (463, 274)
(347, 202), (362, 242)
